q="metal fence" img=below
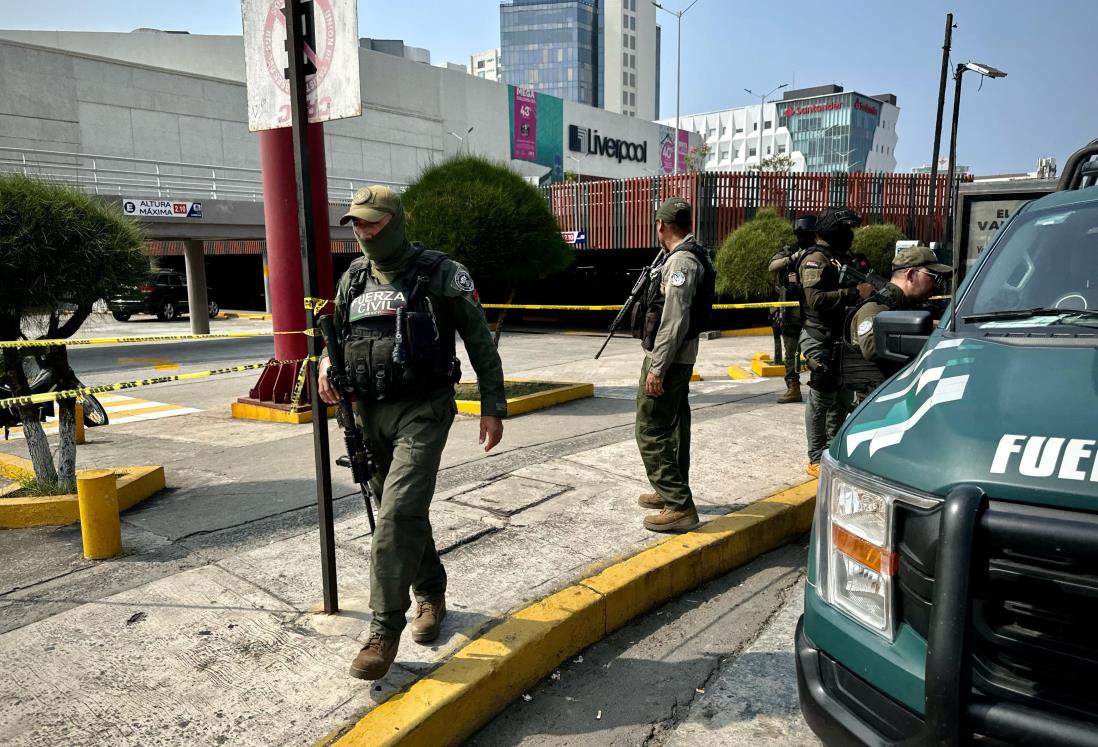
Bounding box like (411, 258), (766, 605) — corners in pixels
(0, 146), (403, 205)
(545, 171), (957, 250)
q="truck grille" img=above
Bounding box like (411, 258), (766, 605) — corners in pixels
(895, 499), (1098, 724)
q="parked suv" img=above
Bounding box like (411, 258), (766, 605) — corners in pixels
(108, 270), (218, 322)
(797, 138), (1098, 746)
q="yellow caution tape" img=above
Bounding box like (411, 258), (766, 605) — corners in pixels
(289, 357), (316, 410)
(0, 330), (308, 349)
(304, 297), (328, 315)
(0, 358), (311, 409)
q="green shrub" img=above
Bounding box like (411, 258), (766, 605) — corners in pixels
(401, 156), (573, 287)
(852, 223), (906, 277)
(0, 174), (147, 326)
(714, 208), (795, 299)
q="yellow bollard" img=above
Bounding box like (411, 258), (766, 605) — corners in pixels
(77, 469), (121, 560)
(74, 402), (85, 445)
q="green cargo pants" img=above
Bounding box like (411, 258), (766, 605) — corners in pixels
(355, 388), (455, 637)
(799, 330), (848, 464)
(635, 358), (694, 512)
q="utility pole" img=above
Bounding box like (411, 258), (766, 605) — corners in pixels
(654, 0), (701, 173)
(926, 12), (955, 241)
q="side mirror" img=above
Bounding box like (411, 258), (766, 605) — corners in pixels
(874, 310), (933, 363)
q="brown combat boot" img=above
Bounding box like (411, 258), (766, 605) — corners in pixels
(349, 632), (399, 680)
(777, 381), (802, 404)
(638, 492), (665, 509)
(643, 507), (701, 533)
(409, 596), (446, 644)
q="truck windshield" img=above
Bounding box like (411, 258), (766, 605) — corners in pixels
(961, 202), (1098, 325)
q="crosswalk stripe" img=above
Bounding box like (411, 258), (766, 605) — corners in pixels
(3, 395), (201, 439)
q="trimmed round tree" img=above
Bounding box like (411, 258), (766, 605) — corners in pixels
(0, 174), (147, 490)
(852, 223), (907, 277)
(401, 155), (573, 343)
(714, 208), (795, 299)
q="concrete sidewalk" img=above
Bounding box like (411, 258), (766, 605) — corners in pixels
(0, 332), (810, 746)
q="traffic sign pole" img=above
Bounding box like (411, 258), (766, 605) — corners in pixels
(283, 0), (338, 614)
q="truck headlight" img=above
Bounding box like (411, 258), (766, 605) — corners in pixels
(813, 454), (938, 640)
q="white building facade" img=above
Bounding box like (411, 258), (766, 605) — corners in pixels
(661, 85), (900, 173)
(470, 48), (502, 82)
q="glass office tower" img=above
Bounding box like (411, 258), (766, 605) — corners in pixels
(501, 0), (599, 106)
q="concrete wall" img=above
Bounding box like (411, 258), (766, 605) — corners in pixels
(0, 31), (695, 188)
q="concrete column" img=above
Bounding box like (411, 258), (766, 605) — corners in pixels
(259, 124), (333, 362)
(261, 245), (272, 313)
(183, 239), (210, 335)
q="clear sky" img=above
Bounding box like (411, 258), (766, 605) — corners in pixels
(5, 0), (1094, 175)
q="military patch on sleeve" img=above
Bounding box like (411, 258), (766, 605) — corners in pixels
(670, 271), (686, 287)
(453, 270), (475, 293)
(804, 260), (822, 269)
(800, 267), (822, 285)
(857, 319), (874, 337)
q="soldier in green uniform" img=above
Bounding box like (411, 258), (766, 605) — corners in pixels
(318, 185), (506, 681)
(797, 208), (874, 477)
(767, 215), (816, 404)
(842, 246), (950, 404)
(632, 197), (715, 533)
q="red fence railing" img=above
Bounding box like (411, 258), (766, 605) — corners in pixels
(546, 171), (954, 250)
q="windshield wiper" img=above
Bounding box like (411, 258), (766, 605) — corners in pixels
(963, 307), (1098, 323)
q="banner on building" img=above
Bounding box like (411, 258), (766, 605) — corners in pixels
(240, 0), (362, 131)
(509, 85), (564, 182)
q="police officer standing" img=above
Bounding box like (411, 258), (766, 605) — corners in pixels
(842, 246), (950, 403)
(318, 185), (507, 681)
(767, 216), (816, 404)
(633, 197), (715, 533)
(797, 208), (874, 477)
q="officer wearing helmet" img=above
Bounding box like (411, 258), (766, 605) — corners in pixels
(797, 207), (875, 477)
(767, 216), (816, 404)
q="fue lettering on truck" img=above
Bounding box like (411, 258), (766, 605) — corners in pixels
(844, 338), (973, 457)
(991, 434), (1098, 481)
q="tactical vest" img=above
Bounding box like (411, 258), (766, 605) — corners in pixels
(840, 293), (906, 394)
(798, 243), (853, 339)
(342, 247), (461, 401)
(631, 240), (715, 351)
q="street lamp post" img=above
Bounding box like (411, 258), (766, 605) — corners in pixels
(653, 0), (702, 173)
(744, 83), (788, 169)
(448, 125), (475, 153)
(944, 61), (1007, 244)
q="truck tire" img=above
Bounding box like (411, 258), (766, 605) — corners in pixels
(112, 311), (131, 322)
(157, 300), (178, 322)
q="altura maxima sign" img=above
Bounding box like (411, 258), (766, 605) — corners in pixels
(569, 125), (647, 163)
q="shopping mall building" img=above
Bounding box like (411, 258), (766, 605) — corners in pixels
(662, 84), (900, 173)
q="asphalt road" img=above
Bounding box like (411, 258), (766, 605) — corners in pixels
(68, 336), (275, 380)
(467, 542), (818, 746)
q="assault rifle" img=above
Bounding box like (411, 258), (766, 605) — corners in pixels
(317, 314), (377, 532)
(594, 249), (667, 360)
(837, 253), (889, 291)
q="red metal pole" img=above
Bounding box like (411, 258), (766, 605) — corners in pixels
(259, 124), (333, 363)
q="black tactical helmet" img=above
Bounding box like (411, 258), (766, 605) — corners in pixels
(793, 215), (817, 235)
(815, 207), (862, 235)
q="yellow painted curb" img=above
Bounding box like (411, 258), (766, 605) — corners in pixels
(0, 455), (166, 529)
(328, 480), (818, 747)
(719, 326), (772, 337)
(727, 365), (754, 380)
(456, 382), (594, 417)
(751, 354), (786, 378)
(690, 370), (703, 382)
(231, 401), (337, 424)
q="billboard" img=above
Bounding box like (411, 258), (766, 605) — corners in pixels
(509, 85), (564, 181)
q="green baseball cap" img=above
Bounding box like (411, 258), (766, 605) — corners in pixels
(339, 185), (401, 225)
(655, 196), (692, 225)
(892, 245), (952, 273)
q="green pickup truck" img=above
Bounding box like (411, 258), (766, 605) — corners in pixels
(797, 139), (1098, 746)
